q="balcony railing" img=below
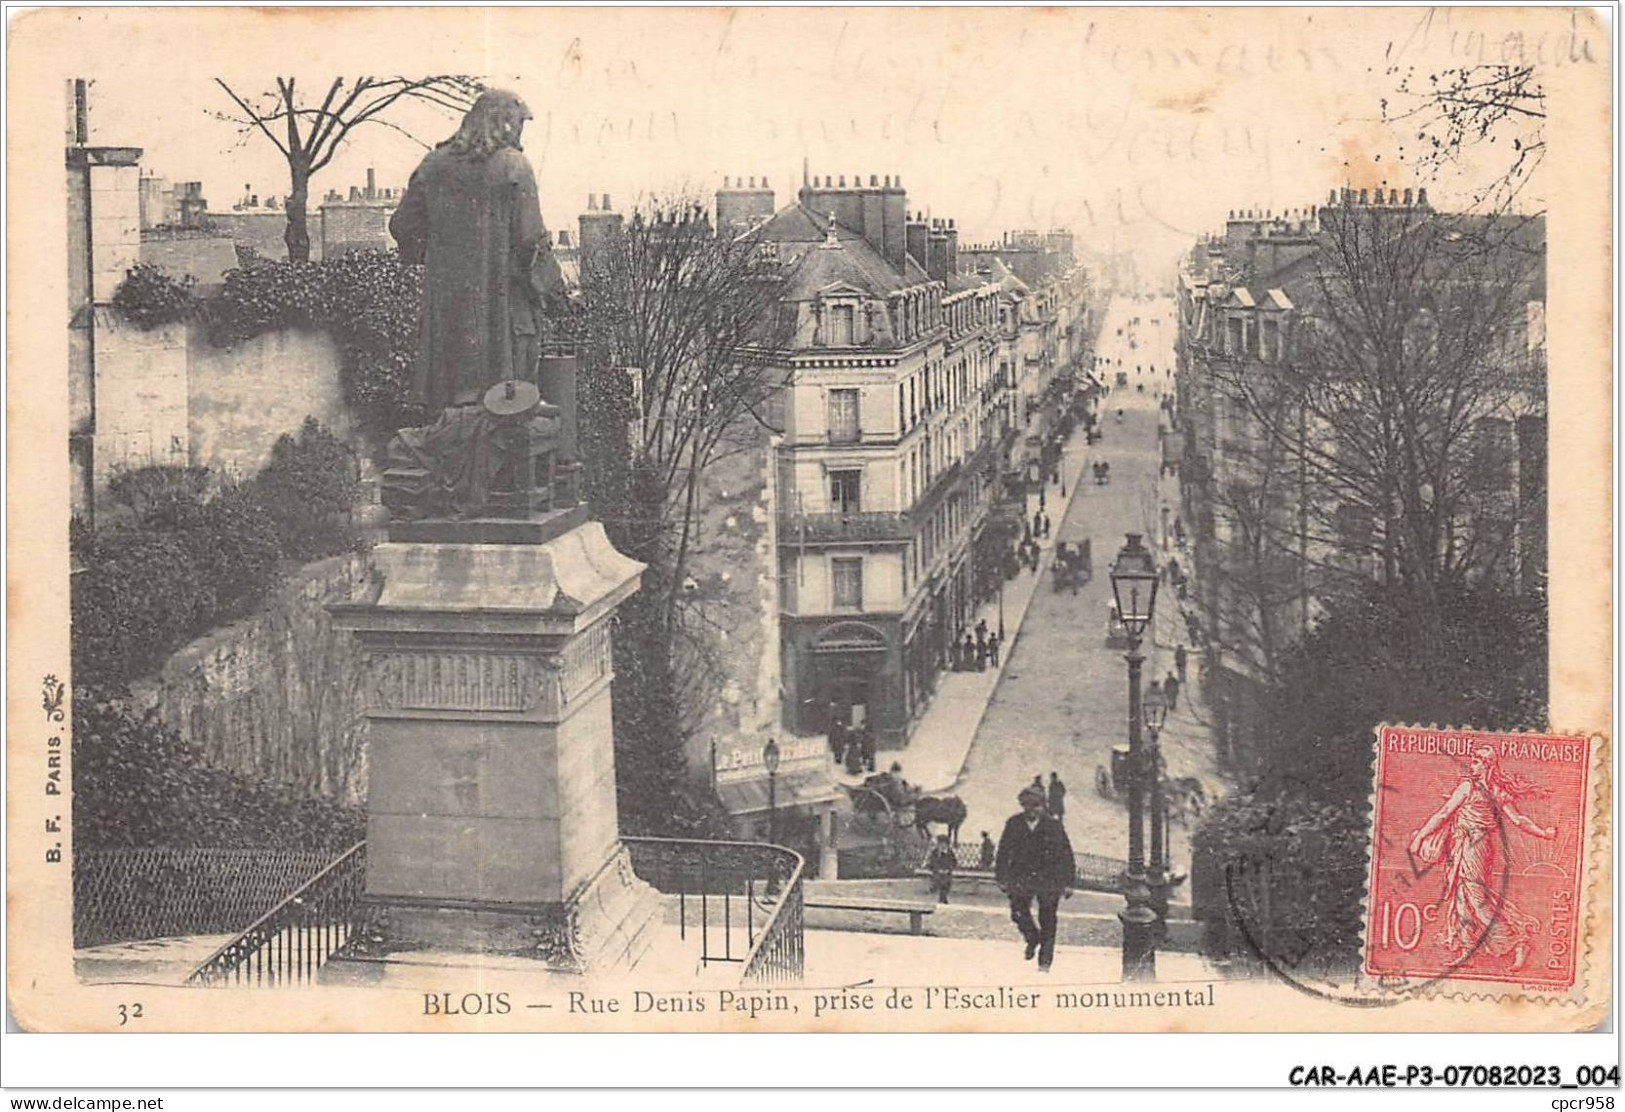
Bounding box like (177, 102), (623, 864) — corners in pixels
(624, 837), (805, 985)
(780, 510), (912, 544)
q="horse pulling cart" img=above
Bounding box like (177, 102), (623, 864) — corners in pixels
(843, 774), (967, 842)
(1052, 539), (1092, 594)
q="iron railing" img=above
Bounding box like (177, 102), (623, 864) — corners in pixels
(912, 842), (1127, 893)
(624, 836), (805, 985)
(188, 842), (367, 987)
(74, 848), (331, 949)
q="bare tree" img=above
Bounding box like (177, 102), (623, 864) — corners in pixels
(1210, 202), (1544, 650)
(1384, 64), (1546, 214)
(578, 200), (793, 632)
(213, 76), (483, 261)
(571, 199), (792, 831)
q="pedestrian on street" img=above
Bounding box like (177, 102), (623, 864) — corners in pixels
(1039, 488), (1047, 512)
(1175, 644), (1188, 685)
(1033, 510), (1044, 539)
(976, 618), (988, 643)
(1047, 772), (1067, 822)
(860, 723), (876, 773)
(988, 631), (1002, 666)
(827, 704), (845, 762)
(927, 835), (957, 904)
(1164, 671), (1180, 711)
(962, 633), (977, 671)
(995, 786), (1076, 971)
(978, 831), (997, 871)
(1041, 512), (1052, 539)
(1029, 543), (1041, 572)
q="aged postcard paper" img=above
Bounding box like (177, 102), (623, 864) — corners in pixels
(5, 5), (1613, 1039)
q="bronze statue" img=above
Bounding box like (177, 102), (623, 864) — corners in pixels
(383, 88), (578, 522)
(389, 88), (565, 411)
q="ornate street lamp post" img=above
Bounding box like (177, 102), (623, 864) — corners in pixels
(763, 737), (781, 845)
(1109, 533), (1160, 981)
(1142, 680), (1170, 931)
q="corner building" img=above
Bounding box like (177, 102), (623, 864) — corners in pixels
(743, 172), (1005, 749)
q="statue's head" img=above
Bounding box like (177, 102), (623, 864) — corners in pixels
(443, 88), (532, 160)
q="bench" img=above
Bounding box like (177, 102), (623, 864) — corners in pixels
(804, 897), (937, 935)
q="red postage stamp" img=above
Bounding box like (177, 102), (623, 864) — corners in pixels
(1365, 726), (1595, 991)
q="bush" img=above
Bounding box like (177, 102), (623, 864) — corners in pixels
(72, 687), (364, 850)
(71, 424), (356, 688)
(250, 418), (360, 561)
(106, 465), (212, 529)
(111, 264), (196, 329)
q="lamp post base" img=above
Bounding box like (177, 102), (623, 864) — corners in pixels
(1119, 872), (1158, 982)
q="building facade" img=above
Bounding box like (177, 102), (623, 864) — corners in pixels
(750, 173), (1084, 750)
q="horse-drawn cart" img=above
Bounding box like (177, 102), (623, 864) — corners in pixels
(1052, 539), (1092, 594)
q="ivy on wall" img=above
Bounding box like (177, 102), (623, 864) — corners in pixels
(113, 252), (427, 435)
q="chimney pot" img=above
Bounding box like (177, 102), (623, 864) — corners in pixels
(870, 174), (878, 186)
(884, 175), (891, 187)
(588, 194), (598, 210)
(1417, 187), (1428, 207)
(838, 175), (846, 187)
(1359, 189), (1368, 204)
(723, 175), (731, 188)
(762, 177), (768, 188)
(603, 193), (612, 210)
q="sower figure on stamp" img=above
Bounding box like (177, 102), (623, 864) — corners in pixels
(1409, 746), (1556, 971)
(996, 785), (1075, 971)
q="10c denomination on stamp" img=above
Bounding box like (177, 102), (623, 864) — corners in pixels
(1365, 727), (1594, 992)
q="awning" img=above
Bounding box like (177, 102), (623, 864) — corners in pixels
(717, 767), (843, 816)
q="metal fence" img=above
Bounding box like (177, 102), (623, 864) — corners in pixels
(625, 836), (805, 985)
(74, 848), (332, 949)
(914, 842), (1127, 894)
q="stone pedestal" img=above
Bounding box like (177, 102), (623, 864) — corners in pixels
(325, 511), (659, 977)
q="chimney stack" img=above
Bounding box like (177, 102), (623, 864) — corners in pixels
(366, 167), (376, 199)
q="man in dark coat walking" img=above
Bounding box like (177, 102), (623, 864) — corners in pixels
(1047, 772), (1067, 823)
(995, 785), (1075, 971)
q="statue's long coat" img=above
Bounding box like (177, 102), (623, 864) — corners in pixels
(389, 145), (563, 410)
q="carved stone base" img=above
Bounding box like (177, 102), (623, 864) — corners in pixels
(321, 843), (661, 985)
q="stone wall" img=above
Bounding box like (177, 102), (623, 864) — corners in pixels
(681, 421), (782, 776)
(129, 553), (370, 805)
(185, 324), (350, 481)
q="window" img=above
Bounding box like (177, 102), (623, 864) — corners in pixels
(829, 469), (862, 514)
(828, 389), (860, 443)
(831, 304), (855, 346)
(832, 557), (864, 609)
(1227, 316), (1243, 354)
(1261, 318), (1280, 362)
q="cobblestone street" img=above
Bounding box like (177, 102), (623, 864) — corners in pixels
(951, 295), (1225, 889)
